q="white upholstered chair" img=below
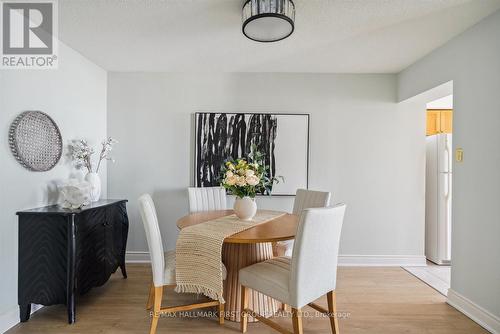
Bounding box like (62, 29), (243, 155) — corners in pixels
(277, 189), (331, 257)
(188, 186), (227, 213)
(240, 204), (346, 334)
(138, 194), (226, 334)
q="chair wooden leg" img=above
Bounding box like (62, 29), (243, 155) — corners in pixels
(218, 302), (225, 325)
(292, 308), (303, 334)
(146, 283), (155, 310)
(279, 302), (291, 313)
(240, 286), (249, 333)
(327, 291), (339, 334)
(149, 286), (163, 334)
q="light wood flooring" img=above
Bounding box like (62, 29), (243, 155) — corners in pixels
(7, 265), (488, 334)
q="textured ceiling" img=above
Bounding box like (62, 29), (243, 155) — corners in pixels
(59, 0), (500, 73)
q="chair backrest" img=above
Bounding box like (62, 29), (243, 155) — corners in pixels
(138, 194), (165, 287)
(290, 204), (346, 308)
(188, 187), (227, 213)
(292, 189), (331, 215)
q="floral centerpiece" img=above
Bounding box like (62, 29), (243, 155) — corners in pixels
(69, 137), (118, 202)
(220, 150), (281, 220)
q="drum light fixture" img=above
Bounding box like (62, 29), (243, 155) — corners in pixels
(242, 0), (295, 42)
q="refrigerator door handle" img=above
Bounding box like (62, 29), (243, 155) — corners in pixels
(443, 136), (452, 199)
(444, 136), (451, 173)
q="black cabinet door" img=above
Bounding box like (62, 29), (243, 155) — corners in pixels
(76, 208), (110, 294)
(104, 206), (119, 274)
(18, 214), (68, 306)
(107, 201), (129, 278)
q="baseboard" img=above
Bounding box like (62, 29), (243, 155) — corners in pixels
(126, 251), (151, 263)
(447, 289), (500, 334)
(338, 255), (427, 267)
(126, 251), (426, 267)
(0, 304), (43, 333)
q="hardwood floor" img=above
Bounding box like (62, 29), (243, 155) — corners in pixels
(7, 265), (488, 334)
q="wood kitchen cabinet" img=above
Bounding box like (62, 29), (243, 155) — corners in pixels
(427, 109), (452, 136)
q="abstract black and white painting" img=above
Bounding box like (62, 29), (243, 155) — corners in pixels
(194, 112), (309, 195)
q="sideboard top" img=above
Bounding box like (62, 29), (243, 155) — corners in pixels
(16, 199), (127, 216)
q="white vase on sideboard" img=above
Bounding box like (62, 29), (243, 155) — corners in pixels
(234, 196), (257, 221)
(85, 172), (101, 202)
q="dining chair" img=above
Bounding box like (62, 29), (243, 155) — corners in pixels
(138, 194), (227, 334)
(188, 186), (227, 212)
(239, 204), (346, 334)
(275, 189), (331, 257)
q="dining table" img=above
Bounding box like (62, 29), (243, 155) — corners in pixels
(176, 209), (299, 322)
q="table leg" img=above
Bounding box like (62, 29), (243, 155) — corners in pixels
(222, 242), (278, 322)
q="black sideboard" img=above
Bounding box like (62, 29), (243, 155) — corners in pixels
(17, 199), (129, 324)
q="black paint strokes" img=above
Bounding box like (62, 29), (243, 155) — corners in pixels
(196, 113), (277, 188)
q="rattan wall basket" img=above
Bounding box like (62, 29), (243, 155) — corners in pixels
(9, 111), (63, 172)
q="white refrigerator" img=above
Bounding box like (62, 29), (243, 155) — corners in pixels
(425, 133), (452, 265)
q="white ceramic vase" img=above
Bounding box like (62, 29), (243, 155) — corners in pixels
(234, 196), (257, 221)
(85, 172), (101, 202)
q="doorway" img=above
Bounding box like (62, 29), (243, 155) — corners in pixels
(425, 95), (453, 266)
(404, 94), (453, 296)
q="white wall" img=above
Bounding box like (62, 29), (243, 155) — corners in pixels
(0, 43), (107, 330)
(398, 9), (500, 327)
(427, 95), (453, 109)
(107, 73), (426, 262)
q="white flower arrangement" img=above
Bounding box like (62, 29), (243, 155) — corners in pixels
(70, 137), (118, 173)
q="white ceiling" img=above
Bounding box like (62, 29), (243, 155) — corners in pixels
(59, 0), (500, 73)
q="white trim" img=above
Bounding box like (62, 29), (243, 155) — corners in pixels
(126, 251), (151, 263)
(0, 304), (43, 333)
(127, 251), (426, 267)
(338, 255), (427, 267)
(0, 307), (20, 334)
(447, 289), (500, 334)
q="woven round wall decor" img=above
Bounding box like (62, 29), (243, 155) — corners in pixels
(9, 111), (63, 172)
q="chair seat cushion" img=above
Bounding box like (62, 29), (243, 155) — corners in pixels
(163, 250), (227, 285)
(239, 256), (292, 306)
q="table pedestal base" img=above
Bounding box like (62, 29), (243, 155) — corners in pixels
(222, 242), (278, 322)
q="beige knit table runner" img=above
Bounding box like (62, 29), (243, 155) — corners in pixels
(175, 210), (285, 303)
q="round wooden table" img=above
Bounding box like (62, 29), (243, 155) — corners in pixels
(177, 210), (298, 322)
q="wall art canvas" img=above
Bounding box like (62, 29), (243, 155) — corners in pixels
(194, 112), (309, 195)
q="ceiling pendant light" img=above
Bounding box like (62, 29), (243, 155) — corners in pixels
(242, 0), (295, 42)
